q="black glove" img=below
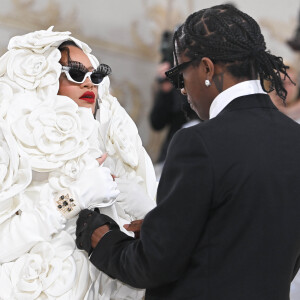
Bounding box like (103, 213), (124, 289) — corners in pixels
(76, 209), (119, 255)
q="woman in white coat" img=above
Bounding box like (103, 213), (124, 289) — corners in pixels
(0, 27), (157, 299)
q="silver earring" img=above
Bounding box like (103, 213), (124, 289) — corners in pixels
(205, 79), (211, 87)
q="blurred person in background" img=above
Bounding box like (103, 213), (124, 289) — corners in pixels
(270, 64), (300, 122)
(285, 7), (300, 299)
(149, 30), (199, 173)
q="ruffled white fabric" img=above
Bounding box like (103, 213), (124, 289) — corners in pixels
(6, 93), (89, 172)
(0, 27), (157, 300)
(97, 76), (157, 204)
(0, 231), (91, 300)
(0, 117), (31, 225)
(0, 82), (13, 118)
(7, 26), (92, 55)
(0, 47), (61, 99)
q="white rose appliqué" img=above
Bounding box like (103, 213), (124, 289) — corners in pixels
(0, 47), (61, 98)
(0, 231), (77, 299)
(6, 93), (89, 172)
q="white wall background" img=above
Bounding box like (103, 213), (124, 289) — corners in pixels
(0, 0), (299, 160)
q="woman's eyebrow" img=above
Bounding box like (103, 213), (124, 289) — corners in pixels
(68, 60), (94, 71)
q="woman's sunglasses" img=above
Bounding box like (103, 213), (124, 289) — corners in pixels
(165, 59), (197, 89)
(61, 63), (112, 85)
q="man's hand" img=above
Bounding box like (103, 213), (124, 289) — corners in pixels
(76, 209), (119, 254)
(91, 225), (110, 248)
(123, 219), (143, 238)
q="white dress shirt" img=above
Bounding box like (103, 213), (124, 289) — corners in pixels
(209, 80), (267, 119)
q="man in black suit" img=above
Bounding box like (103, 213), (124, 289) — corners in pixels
(76, 4), (300, 299)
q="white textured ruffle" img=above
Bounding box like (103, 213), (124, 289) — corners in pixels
(97, 76), (157, 203)
(0, 117), (31, 224)
(6, 93), (89, 172)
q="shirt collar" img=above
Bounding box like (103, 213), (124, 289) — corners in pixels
(209, 80), (267, 119)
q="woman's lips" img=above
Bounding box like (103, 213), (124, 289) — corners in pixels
(79, 91), (95, 103)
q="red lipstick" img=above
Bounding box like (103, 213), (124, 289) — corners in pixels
(79, 91), (95, 103)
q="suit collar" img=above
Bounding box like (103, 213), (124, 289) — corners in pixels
(220, 93), (278, 114)
(209, 80), (267, 119)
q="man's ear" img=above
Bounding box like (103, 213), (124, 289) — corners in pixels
(201, 57), (215, 80)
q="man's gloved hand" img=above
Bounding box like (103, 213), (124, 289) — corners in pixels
(70, 165), (119, 209)
(76, 209), (119, 255)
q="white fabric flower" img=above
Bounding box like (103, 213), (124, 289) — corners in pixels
(0, 47), (61, 98)
(48, 153), (97, 192)
(0, 231), (85, 299)
(6, 93), (88, 172)
(0, 76), (25, 97)
(7, 26), (91, 55)
(47, 108), (99, 192)
(0, 117), (31, 224)
(0, 26), (94, 100)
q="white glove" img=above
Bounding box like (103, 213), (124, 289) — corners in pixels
(115, 176), (156, 220)
(70, 165), (119, 209)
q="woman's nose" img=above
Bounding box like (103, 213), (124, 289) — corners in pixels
(81, 77), (94, 88)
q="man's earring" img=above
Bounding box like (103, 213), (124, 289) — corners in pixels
(205, 79), (211, 87)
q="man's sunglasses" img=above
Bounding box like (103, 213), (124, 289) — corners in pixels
(61, 64), (112, 85)
(165, 59), (197, 90)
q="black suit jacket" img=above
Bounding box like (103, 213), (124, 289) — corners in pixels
(91, 94), (300, 299)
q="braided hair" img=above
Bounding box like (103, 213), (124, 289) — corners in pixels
(174, 4), (294, 101)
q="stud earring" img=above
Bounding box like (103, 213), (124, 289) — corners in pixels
(205, 79), (211, 87)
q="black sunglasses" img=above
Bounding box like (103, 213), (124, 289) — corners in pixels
(165, 60), (196, 89)
(61, 63), (112, 85)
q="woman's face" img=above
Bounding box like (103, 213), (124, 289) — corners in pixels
(58, 45), (98, 114)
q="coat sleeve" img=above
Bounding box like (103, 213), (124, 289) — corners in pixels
(90, 127), (214, 288)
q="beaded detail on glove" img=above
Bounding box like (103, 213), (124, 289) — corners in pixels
(56, 189), (81, 219)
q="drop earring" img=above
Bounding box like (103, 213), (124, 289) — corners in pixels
(205, 79), (211, 87)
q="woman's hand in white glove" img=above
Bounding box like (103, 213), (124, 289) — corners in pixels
(115, 176), (156, 220)
(69, 156), (119, 209)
